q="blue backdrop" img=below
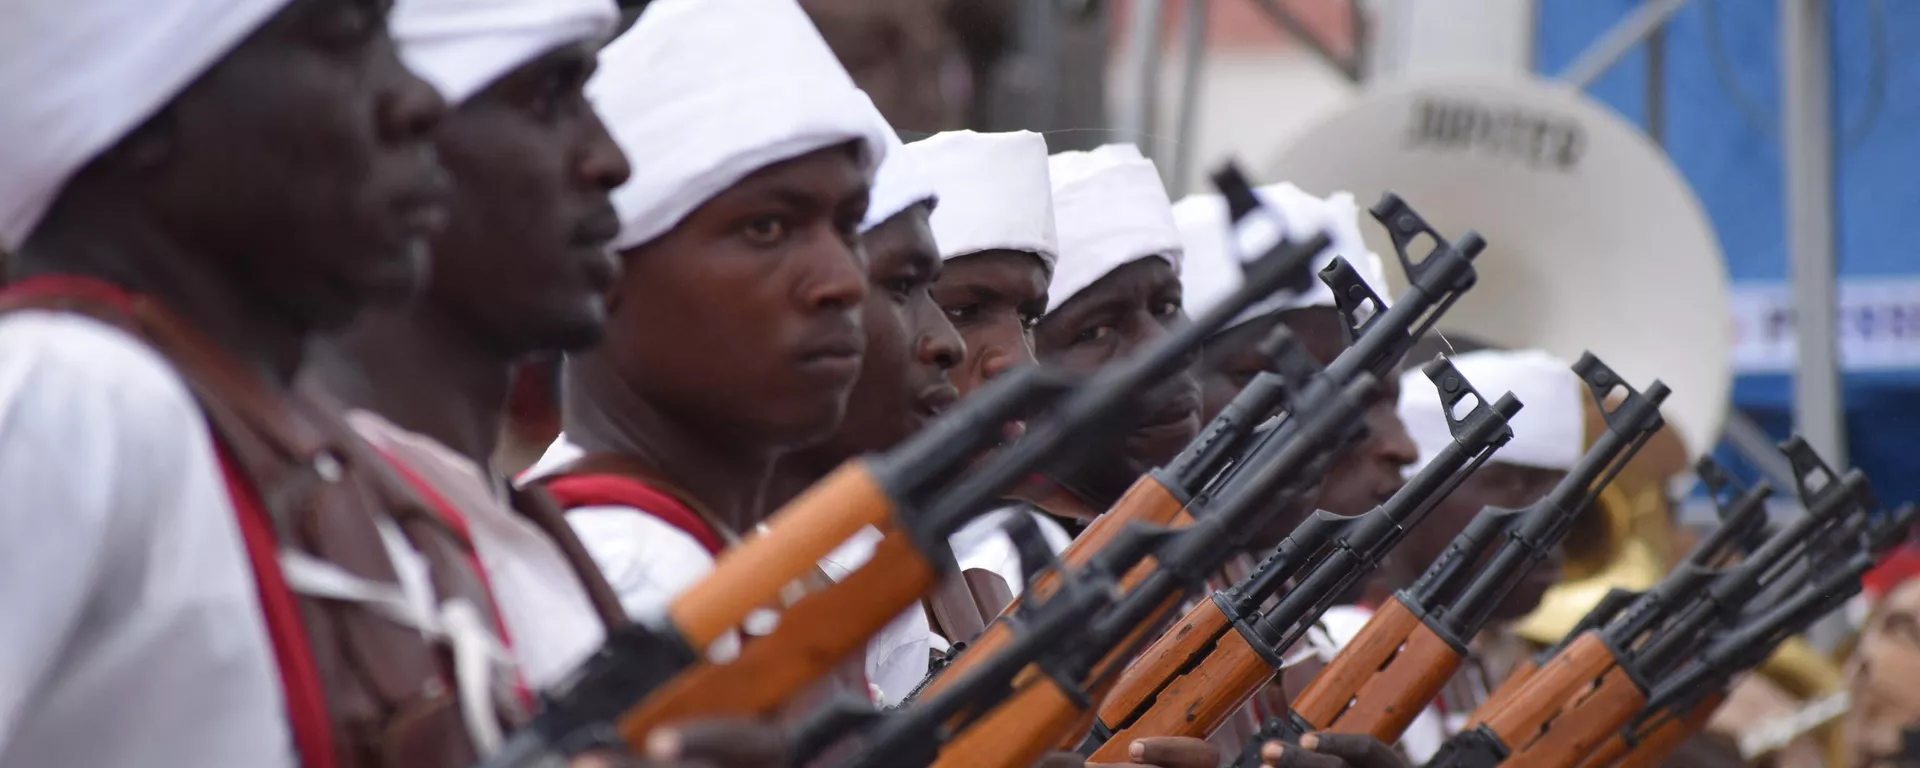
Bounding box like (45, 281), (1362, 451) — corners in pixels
(1536, 0), (1919, 503)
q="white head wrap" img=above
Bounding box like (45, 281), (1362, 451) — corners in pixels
(1046, 144), (1182, 314)
(588, 0), (890, 251)
(1398, 349), (1584, 474)
(905, 130), (1058, 267)
(859, 126), (937, 233)
(393, 0), (618, 106)
(1176, 183), (1389, 331)
(0, 0), (296, 250)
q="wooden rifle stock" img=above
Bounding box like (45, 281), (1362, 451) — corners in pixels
(1479, 633), (1647, 768)
(917, 474), (1192, 700)
(1468, 657), (1539, 730)
(1088, 600), (1273, 759)
(1291, 596), (1465, 741)
(1595, 692), (1725, 768)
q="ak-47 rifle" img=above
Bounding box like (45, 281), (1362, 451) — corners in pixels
(1082, 357), (1522, 758)
(478, 166), (1330, 767)
(1463, 456), (1774, 728)
(1579, 500), (1917, 768)
(911, 166), (1334, 700)
(872, 194), (1487, 768)
(1425, 442), (1895, 768)
(1266, 355), (1669, 750)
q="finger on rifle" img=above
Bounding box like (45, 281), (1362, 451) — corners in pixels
(644, 720), (787, 768)
(1128, 736), (1222, 768)
(1299, 733), (1409, 768)
(1259, 740), (1343, 768)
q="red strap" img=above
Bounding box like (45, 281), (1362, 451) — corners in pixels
(0, 274), (139, 310)
(376, 450), (534, 709)
(218, 451), (338, 768)
(543, 474), (726, 556)
(1865, 543), (1920, 600)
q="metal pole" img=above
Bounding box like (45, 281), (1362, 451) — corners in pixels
(1560, 0), (1695, 90)
(1168, 0), (1209, 196)
(1780, 0), (1847, 468)
(1115, 0), (1165, 158)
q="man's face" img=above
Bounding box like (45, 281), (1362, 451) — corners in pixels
(427, 42), (631, 356)
(157, 0), (449, 332)
(601, 144), (871, 452)
(806, 204), (964, 463)
(931, 248), (1049, 397)
(1033, 256), (1200, 470)
(1404, 461), (1568, 618)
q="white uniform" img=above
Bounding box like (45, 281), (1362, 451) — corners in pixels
(0, 311), (293, 767)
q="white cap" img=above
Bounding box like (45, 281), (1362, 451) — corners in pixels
(860, 124), (936, 233)
(1175, 182), (1388, 330)
(1398, 349), (1585, 474)
(1046, 144), (1182, 313)
(394, 0), (618, 106)
(0, 0), (297, 249)
(905, 130), (1058, 267)
(589, 0), (890, 251)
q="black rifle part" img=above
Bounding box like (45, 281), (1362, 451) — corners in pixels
(1436, 354), (1670, 642)
(478, 623), (701, 767)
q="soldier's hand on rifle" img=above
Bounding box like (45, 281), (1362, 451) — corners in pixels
(567, 719), (788, 768)
(1259, 732), (1409, 768)
(1030, 736), (1223, 768)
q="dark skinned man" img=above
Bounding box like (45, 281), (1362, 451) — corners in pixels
(517, 0), (888, 694)
(302, 0), (636, 694)
(761, 129), (960, 709)
(902, 128), (1061, 622)
(0, 0), (555, 764)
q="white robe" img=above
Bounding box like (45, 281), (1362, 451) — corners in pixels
(0, 311), (292, 767)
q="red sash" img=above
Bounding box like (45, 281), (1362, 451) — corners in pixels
(542, 474), (727, 556)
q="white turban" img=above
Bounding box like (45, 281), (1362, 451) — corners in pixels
(860, 126), (936, 233)
(1398, 348), (1584, 474)
(588, 0), (890, 251)
(0, 0), (296, 250)
(393, 0), (618, 106)
(1046, 144), (1182, 313)
(905, 130), (1058, 267)
(1175, 183), (1390, 331)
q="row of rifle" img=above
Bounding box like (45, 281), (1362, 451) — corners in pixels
(479, 164), (1914, 768)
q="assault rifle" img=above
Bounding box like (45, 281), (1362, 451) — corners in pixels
(1425, 441), (1894, 768)
(477, 163), (1329, 767)
(1083, 356), (1521, 757)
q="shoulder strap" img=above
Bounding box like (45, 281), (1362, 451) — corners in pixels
(923, 571), (988, 645)
(507, 484), (632, 632)
(538, 453), (731, 556)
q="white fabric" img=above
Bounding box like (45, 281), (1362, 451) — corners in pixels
(904, 130), (1058, 267)
(1175, 183), (1388, 330)
(859, 127), (936, 234)
(1045, 144), (1182, 313)
(347, 411), (608, 691)
(589, 0), (889, 251)
(946, 506), (1076, 599)
(1398, 348), (1584, 474)
(393, 0), (618, 106)
(0, 0), (296, 249)
(819, 528), (933, 706)
(522, 434), (926, 697)
(0, 311), (292, 767)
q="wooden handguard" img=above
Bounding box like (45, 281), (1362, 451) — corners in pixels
(1097, 596), (1236, 730)
(1089, 606), (1273, 760)
(1291, 597), (1465, 741)
(1477, 634), (1620, 749)
(927, 668), (1097, 768)
(668, 462), (894, 646)
(917, 475), (1190, 700)
(1466, 656), (1539, 730)
(1604, 692), (1725, 768)
(617, 527), (939, 741)
(1498, 663), (1648, 768)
